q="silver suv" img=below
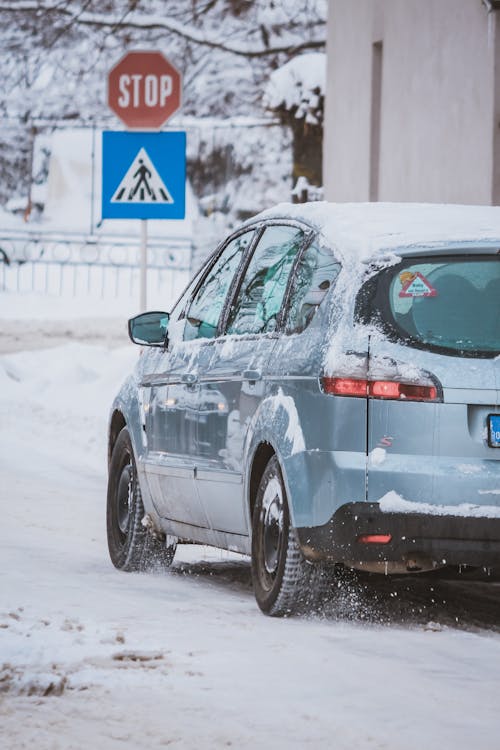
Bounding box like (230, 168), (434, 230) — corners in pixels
(107, 203), (500, 616)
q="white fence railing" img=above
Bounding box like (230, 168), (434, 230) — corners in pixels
(0, 230), (192, 309)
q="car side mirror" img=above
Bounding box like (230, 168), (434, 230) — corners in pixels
(128, 311), (170, 347)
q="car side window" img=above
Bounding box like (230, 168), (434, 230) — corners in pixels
(285, 240), (341, 333)
(184, 230), (255, 341)
(226, 225), (306, 336)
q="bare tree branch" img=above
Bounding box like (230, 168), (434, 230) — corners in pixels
(0, 1), (325, 58)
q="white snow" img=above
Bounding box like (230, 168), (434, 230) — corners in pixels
(457, 464), (485, 476)
(267, 387), (306, 454)
(264, 53), (326, 124)
(369, 447), (387, 466)
(0, 290), (137, 321)
(255, 202), (500, 262)
(1, 299), (500, 749)
(379, 490), (500, 518)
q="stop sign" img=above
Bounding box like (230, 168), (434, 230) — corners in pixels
(108, 51), (182, 129)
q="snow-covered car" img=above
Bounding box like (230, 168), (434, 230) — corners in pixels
(107, 202), (500, 616)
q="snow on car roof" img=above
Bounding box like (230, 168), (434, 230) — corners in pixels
(254, 202), (500, 263)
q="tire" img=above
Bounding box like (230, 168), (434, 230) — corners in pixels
(251, 455), (323, 616)
(106, 427), (177, 571)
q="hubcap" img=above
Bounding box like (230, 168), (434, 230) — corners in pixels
(116, 462), (133, 536)
(261, 477), (284, 576)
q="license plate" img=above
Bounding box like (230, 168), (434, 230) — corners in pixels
(488, 414), (500, 448)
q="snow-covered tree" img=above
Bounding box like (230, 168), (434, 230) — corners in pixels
(0, 0), (326, 217)
(265, 52), (326, 196)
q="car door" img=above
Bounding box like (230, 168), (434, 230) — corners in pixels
(142, 229), (256, 528)
(266, 236), (346, 529)
(194, 223), (313, 535)
(140, 268), (207, 526)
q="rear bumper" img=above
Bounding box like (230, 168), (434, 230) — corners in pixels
(297, 502), (500, 572)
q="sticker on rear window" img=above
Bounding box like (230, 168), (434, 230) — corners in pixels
(399, 272), (437, 298)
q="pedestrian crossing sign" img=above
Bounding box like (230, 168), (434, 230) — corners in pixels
(111, 147), (174, 205)
(102, 131), (186, 219)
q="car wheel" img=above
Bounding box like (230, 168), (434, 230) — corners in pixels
(107, 427), (177, 571)
(251, 455), (322, 616)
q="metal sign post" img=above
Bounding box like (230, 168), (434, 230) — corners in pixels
(140, 219), (148, 311)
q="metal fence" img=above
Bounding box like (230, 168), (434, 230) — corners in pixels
(0, 116), (292, 309)
(0, 230), (191, 308)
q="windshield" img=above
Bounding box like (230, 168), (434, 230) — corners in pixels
(356, 255), (500, 358)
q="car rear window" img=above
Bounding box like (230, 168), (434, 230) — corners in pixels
(356, 256), (500, 357)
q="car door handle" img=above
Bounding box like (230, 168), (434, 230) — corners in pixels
(243, 369), (262, 382)
(181, 373), (198, 385)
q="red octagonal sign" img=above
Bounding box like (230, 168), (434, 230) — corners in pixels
(108, 51), (182, 129)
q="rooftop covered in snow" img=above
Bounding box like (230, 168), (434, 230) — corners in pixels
(254, 201), (500, 262)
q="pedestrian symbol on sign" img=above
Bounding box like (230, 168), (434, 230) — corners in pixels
(111, 147), (174, 204)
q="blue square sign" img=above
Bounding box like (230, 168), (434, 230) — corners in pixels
(102, 131), (186, 220)
(489, 414), (500, 448)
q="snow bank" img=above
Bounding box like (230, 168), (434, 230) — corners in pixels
(0, 342), (137, 472)
(0, 342), (136, 417)
(0, 291), (138, 321)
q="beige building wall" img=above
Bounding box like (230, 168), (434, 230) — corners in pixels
(324, 0), (499, 205)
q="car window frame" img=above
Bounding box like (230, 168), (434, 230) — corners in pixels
(278, 233), (342, 335)
(218, 218), (314, 340)
(144, 265), (207, 351)
(168, 264), (208, 326)
(354, 252), (500, 359)
(177, 225), (261, 344)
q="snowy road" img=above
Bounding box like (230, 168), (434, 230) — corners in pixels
(1, 310), (500, 749)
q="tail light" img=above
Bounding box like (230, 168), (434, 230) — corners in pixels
(357, 533), (392, 544)
(321, 377), (439, 402)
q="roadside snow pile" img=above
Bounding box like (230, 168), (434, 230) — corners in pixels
(264, 53), (326, 124)
(0, 290), (138, 321)
(0, 608), (171, 699)
(0, 343), (136, 419)
(0, 343), (137, 472)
